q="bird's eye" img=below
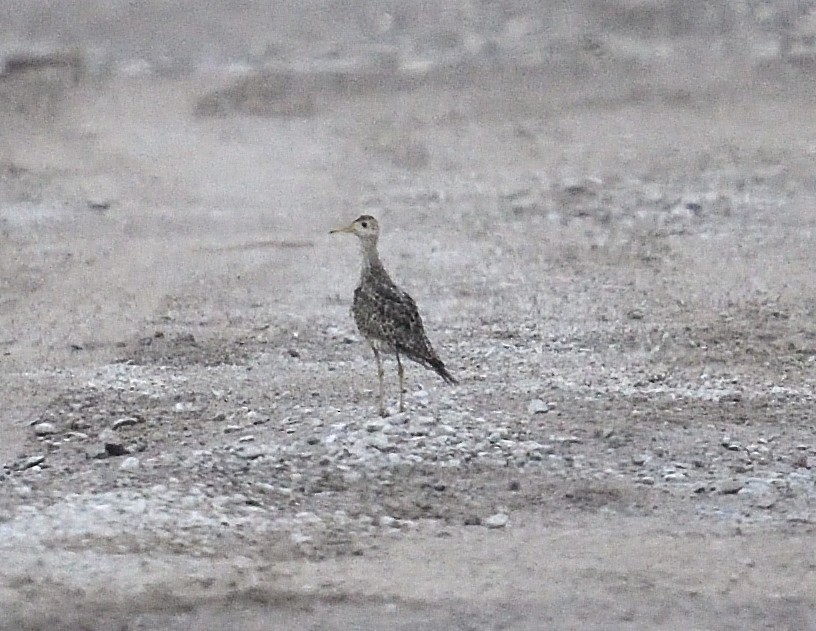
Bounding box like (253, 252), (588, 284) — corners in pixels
(361, 222), (368, 228)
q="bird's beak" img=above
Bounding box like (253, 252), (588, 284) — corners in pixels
(329, 222), (355, 235)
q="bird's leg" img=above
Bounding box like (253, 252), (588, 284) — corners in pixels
(395, 350), (405, 412)
(371, 344), (386, 417)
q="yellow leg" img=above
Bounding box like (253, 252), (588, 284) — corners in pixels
(396, 350), (405, 412)
(371, 344), (386, 416)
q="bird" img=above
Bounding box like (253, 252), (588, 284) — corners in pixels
(330, 214), (457, 416)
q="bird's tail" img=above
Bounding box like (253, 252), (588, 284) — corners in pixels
(429, 357), (458, 385)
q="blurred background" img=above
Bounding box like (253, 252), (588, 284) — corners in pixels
(1, 1), (815, 96)
(1, 0), (815, 352)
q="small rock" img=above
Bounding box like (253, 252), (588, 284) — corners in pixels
(70, 417), (90, 430)
(240, 447), (266, 460)
(787, 513), (812, 524)
(105, 444), (129, 457)
(484, 512), (509, 529)
(22, 455), (45, 469)
(87, 197), (111, 211)
(119, 456), (140, 471)
(552, 435), (582, 444)
(112, 417), (140, 430)
(33, 422), (58, 436)
(527, 399), (549, 415)
(290, 532), (313, 545)
(366, 419), (387, 432)
(788, 471), (812, 485)
(379, 515), (398, 528)
(99, 428), (128, 457)
(753, 494), (777, 509)
(295, 511), (322, 524)
(721, 438), (742, 451)
(368, 434), (390, 450)
(718, 479), (744, 495)
(738, 478), (773, 496)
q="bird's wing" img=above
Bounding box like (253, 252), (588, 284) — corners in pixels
(354, 282), (458, 384)
(359, 283), (436, 356)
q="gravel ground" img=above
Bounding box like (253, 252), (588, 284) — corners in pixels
(2, 3), (816, 629)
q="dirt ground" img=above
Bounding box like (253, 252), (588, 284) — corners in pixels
(2, 4), (816, 630)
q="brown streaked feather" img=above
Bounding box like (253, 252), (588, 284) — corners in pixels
(353, 270), (457, 385)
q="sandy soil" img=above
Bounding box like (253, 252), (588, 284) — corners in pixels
(2, 7), (816, 629)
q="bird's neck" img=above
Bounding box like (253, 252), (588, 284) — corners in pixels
(359, 239), (385, 278)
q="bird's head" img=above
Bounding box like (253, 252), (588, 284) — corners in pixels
(330, 215), (380, 242)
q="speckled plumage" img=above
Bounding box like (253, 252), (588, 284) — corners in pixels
(352, 259), (457, 383)
(330, 215), (457, 415)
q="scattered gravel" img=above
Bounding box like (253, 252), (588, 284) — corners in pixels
(3, 332), (815, 559)
(1, 40), (816, 568)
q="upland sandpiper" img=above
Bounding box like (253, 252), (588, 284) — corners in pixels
(330, 215), (457, 416)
